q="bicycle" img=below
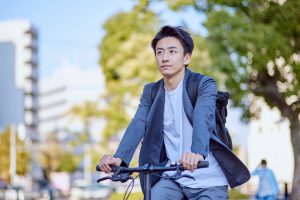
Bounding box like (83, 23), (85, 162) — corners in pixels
(96, 161), (209, 200)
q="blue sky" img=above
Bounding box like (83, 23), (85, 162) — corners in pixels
(0, 0), (136, 77)
(0, 0), (205, 78)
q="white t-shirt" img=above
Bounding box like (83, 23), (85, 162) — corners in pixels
(163, 78), (228, 188)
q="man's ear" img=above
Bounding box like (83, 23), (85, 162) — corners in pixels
(184, 53), (192, 65)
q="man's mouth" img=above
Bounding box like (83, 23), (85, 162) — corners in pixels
(161, 65), (171, 69)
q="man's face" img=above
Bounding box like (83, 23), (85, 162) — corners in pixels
(155, 37), (191, 78)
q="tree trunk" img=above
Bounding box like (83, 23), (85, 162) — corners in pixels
(289, 115), (300, 200)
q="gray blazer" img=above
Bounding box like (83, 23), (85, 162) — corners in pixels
(114, 68), (250, 191)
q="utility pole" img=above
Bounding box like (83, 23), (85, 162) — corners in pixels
(9, 124), (16, 185)
(83, 144), (92, 184)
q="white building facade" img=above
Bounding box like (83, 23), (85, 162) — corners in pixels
(38, 61), (105, 142)
(0, 19), (39, 142)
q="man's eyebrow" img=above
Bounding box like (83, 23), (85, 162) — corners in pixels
(156, 46), (178, 50)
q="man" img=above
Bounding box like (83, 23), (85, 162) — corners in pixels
(252, 159), (279, 200)
(98, 25), (250, 199)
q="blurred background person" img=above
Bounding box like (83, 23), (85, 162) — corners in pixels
(252, 159), (279, 200)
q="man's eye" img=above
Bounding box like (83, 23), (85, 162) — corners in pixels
(157, 51), (162, 55)
(170, 50), (176, 54)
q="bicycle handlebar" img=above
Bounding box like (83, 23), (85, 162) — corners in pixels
(96, 161), (209, 200)
(96, 161), (209, 173)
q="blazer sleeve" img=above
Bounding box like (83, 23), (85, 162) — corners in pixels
(113, 83), (153, 166)
(191, 76), (217, 158)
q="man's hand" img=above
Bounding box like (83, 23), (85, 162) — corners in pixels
(98, 155), (122, 173)
(179, 152), (204, 172)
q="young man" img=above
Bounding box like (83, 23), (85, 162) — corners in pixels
(98, 25), (250, 199)
(252, 159), (279, 200)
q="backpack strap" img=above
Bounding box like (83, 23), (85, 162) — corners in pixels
(150, 79), (162, 103)
(186, 72), (204, 107)
(215, 91), (232, 149)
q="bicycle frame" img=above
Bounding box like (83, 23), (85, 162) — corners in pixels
(96, 161), (209, 200)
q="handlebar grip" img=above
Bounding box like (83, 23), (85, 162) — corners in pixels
(96, 165), (119, 172)
(197, 161), (209, 168)
(96, 165), (101, 171)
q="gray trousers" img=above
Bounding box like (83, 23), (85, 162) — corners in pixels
(151, 178), (228, 200)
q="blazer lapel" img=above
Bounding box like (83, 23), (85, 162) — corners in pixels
(183, 68), (194, 125)
(143, 80), (165, 163)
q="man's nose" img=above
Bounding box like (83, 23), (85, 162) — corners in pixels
(162, 53), (169, 62)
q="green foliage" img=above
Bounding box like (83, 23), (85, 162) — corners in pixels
(166, 0), (195, 11)
(66, 101), (103, 173)
(69, 101), (102, 134)
(109, 192), (143, 200)
(99, 0), (161, 140)
(188, 34), (223, 81)
(56, 151), (79, 172)
(204, 0), (300, 120)
(0, 126), (29, 182)
(38, 135), (79, 173)
(229, 189), (249, 200)
(69, 101), (102, 146)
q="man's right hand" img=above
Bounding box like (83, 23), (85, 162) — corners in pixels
(98, 155), (122, 173)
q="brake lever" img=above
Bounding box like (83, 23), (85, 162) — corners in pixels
(97, 176), (111, 182)
(97, 173), (132, 183)
(112, 173), (132, 183)
(162, 163), (195, 181)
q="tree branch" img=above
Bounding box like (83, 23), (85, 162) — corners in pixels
(251, 70), (294, 118)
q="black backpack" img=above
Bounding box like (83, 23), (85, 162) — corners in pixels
(150, 72), (233, 150)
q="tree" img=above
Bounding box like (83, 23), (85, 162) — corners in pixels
(68, 101), (103, 182)
(99, 0), (213, 141)
(69, 101), (102, 141)
(162, 0), (300, 198)
(99, 0), (160, 140)
(0, 126), (29, 182)
(38, 134), (79, 174)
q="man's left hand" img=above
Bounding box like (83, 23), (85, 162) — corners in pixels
(179, 152), (204, 172)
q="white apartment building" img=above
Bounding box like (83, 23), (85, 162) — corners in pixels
(0, 19), (39, 142)
(38, 61), (105, 142)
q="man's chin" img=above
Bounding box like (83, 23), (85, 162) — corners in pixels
(159, 70), (170, 75)
(161, 73), (173, 79)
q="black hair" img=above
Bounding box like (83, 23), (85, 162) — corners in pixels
(151, 25), (194, 55)
(261, 159), (267, 165)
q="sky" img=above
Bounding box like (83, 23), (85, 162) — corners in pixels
(0, 0), (206, 78)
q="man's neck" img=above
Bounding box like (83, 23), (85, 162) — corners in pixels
(163, 69), (185, 91)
